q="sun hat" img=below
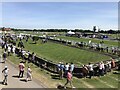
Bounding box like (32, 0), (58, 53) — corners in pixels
(5, 66), (8, 68)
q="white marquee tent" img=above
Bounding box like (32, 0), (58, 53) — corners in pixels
(67, 31), (75, 35)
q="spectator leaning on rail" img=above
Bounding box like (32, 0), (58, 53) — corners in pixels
(88, 62), (94, 79)
(59, 62), (64, 79)
(69, 62), (74, 74)
(26, 51), (31, 63)
(104, 61), (109, 74)
(57, 62), (61, 78)
(57, 62), (61, 72)
(4, 43), (8, 51)
(98, 61), (105, 76)
(3, 51), (7, 63)
(82, 65), (89, 78)
(22, 50), (26, 61)
(7, 45), (11, 56)
(31, 52), (36, 63)
(64, 63), (69, 77)
(108, 61), (112, 72)
(111, 58), (116, 68)
(12, 45), (16, 55)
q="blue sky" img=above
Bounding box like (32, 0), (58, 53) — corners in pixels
(1, 2), (118, 30)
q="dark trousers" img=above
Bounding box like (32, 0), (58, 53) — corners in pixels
(89, 71), (94, 78)
(64, 79), (73, 88)
(64, 70), (68, 77)
(19, 70), (24, 78)
(99, 69), (104, 76)
(3, 75), (8, 84)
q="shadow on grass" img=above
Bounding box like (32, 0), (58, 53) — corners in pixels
(20, 79), (27, 82)
(51, 74), (60, 80)
(12, 75), (19, 78)
(0, 81), (3, 85)
(113, 71), (120, 74)
(57, 84), (64, 89)
(29, 42), (37, 44)
(57, 84), (72, 90)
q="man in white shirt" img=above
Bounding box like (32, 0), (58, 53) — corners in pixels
(12, 46), (16, 55)
(99, 61), (105, 76)
(69, 62), (74, 74)
(64, 63), (69, 77)
(8, 46), (11, 56)
(88, 63), (94, 79)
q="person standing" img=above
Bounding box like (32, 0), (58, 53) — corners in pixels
(2, 66), (9, 85)
(7, 45), (11, 56)
(18, 61), (25, 78)
(3, 51), (7, 63)
(82, 65), (89, 78)
(26, 66), (32, 82)
(69, 62), (74, 74)
(31, 52), (36, 63)
(12, 45), (16, 55)
(111, 58), (116, 68)
(88, 62), (94, 79)
(64, 63), (69, 77)
(59, 62), (64, 79)
(101, 62), (105, 76)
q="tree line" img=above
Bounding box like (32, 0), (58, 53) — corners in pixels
(7, 28), (120, 34)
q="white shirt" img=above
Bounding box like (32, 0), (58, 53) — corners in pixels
(27, 68), (32, 75)
(3, 69), (9, 76)
(70, 64), (74, 72)
(65, 64), (69, 71)
(8, 47), (11, 52)
(99, 63), (105, 70)
(12, 46), (16, 53)
(88, 64), (93, 71)
(22, 50), (26, 55)
(99, 64), (103, 70)
(102, 63), (105, 69)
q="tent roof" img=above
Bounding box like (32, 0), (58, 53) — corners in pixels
(67, 31), (75, 34)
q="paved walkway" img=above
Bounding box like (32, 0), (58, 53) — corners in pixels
(0, 50), (45, 89)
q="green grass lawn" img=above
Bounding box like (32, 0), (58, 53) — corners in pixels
(7, 51), (119, 88)
(57, 36), (119, 46)
(17, 39), (110, 65)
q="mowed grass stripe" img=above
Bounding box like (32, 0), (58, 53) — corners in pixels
(102, 74), (119, 88)
(106, 72), (120, 82)
(22, 40), (110, 65)
(83, 78), (112, 88)
(95, 78), (116, 88)
(72, 78), (90, 88)
(108, 75), (120, 82)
